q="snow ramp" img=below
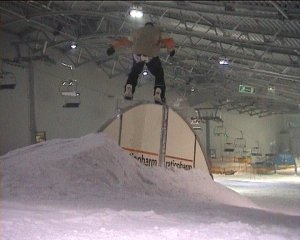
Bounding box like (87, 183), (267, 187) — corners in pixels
(99, 103), (211, 175)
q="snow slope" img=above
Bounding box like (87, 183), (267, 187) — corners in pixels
(1, 133), (255, 207)
(1, 133), (299, 240)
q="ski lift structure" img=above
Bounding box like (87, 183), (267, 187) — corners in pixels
(0, 61), (16, 89)
(193, 107), (223, 159)
(233, 130), (247, 158)
(190, 115), (202, 130)
(0, 72), (16, 89)
(59, 63), (80, 108)
(234, 130), (247, 149)
(214, 123), (227, 136)
(191, 117), (202, 130)
(59, 79), (80, 108)
(224, 143), (235, 153)
(251, 141), (263, 163)
(251, 141), (262, 156)
(224, 138), (235, 153)
(223, 137), (235, 162)
(194, 107), (223, 123)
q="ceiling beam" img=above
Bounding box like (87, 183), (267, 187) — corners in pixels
(178, 42), (300, 68)
(143, 7), (300, 40)
(0, 6), (76, 39)
(141, 1), (298, 20)
(2, 6), (299, 59)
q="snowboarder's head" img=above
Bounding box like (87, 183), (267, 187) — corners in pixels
(144, 22), (154, 27)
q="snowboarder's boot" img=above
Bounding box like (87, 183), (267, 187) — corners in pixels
(154, 87), (165, 105)
(124, 84), (133, 100)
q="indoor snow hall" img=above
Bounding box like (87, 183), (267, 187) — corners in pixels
(1, 1), (300, 240)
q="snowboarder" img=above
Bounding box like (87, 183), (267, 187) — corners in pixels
(106, 22), (175, 104)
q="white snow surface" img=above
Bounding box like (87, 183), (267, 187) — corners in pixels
(1, 132), (299, 240)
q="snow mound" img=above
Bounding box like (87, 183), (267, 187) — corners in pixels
(1, 133), (256, 208)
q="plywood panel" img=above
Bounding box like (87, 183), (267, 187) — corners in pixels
(195, 141), (209, 172)
(165, 109), (195, 170)
(121, 104), (162, 155)
(101, 103), (210, 174)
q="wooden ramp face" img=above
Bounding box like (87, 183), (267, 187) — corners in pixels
(99, 103), (210, 173)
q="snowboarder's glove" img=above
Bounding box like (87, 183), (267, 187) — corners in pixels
(169, 49), (175, 57)
(107, 45), (115, 56)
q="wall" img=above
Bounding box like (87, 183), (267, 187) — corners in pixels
(0, 32), (125, 154)
(0, 33), (31, 154)
(0, 64), (30, 153)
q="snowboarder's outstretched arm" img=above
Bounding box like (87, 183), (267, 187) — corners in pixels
(107, 37), (132, 56)
(160, 35), (175, 57)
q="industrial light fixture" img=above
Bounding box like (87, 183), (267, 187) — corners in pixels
(70, 42), (77, 49)
(129, 5), (143, 18)
(219, 56), (229, 65)
(61, 62), (73, 70)
(267, 84), (275, 93)
(142, 69), (148, 76)
(141, 65), (149, 77)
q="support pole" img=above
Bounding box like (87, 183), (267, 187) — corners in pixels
(118, 113), (123, 146)
(158, 105), (169, 167)
(28, 58), (37, 144)
(206, 119), (211, 161)
(193, 135), (197, 168)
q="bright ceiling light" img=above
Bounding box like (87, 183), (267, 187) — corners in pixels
(130, 8), (143, 18)
(267, 84), (275, 93)
(142, 70), (148, 76)
(219, 57), (229, 65)
(70, 42), (77, 49)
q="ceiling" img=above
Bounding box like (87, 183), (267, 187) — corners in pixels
(1, 1), (300, 117)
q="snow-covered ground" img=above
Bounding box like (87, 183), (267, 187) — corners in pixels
(1, 133), (299, 240)
(214, 173), (300, 217)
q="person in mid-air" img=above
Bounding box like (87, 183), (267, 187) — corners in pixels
(106, 22), (175, 104)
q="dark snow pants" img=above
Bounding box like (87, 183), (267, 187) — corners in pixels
(125, 55), (166, 99)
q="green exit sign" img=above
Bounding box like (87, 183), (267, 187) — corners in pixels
(239, 85), (256, 94)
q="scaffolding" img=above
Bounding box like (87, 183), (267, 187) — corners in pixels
(59, 79), (80, 108)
